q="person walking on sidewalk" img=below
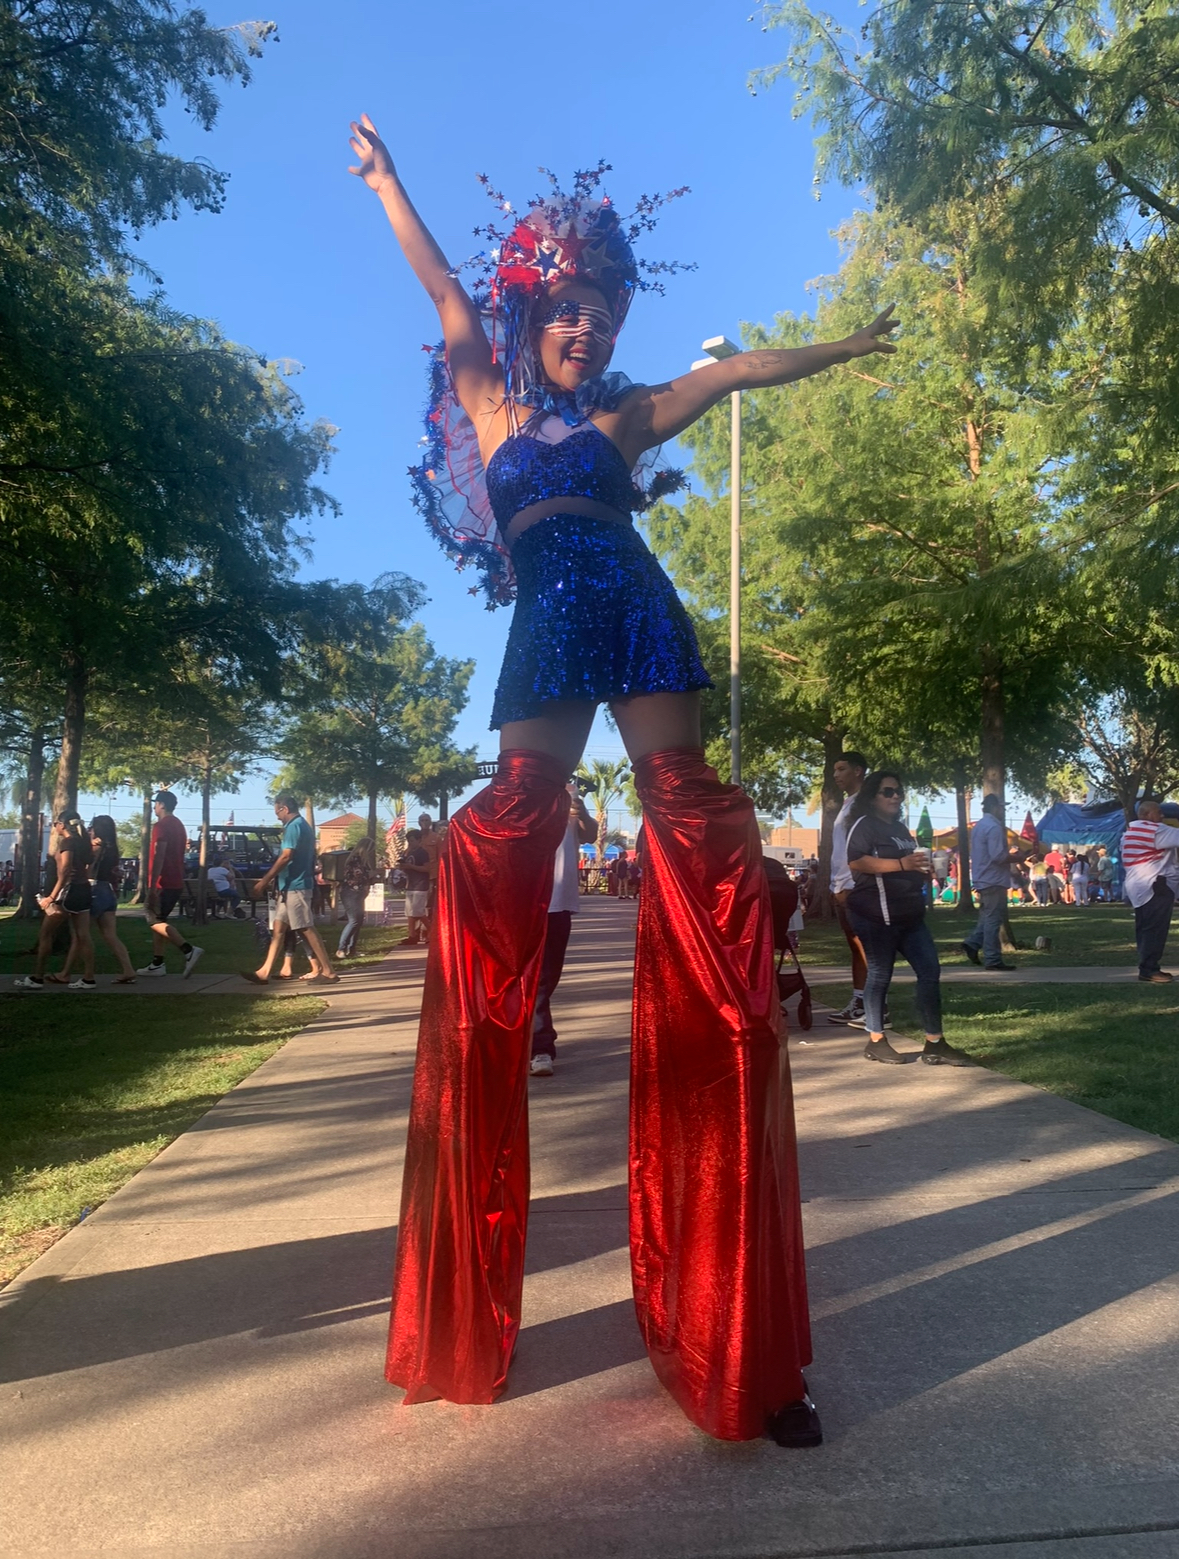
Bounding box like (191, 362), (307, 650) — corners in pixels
(827, 750), (877, 1028)
(530, 783), (596, 1077)
(1121, 800), (1179, 983)
(961, 795), (1017, 971)
(845, 772), (971, 1067)
(337, 836), (379, 960)
(136, 792), (203, 979)
(245, 793), (338, 985)
(14, 811), (97, 991)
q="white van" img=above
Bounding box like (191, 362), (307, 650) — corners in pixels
(763, 844), (808, 870)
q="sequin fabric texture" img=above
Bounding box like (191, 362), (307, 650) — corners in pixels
(486, 427), (712, 727)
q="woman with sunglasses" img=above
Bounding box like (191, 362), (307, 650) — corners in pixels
(350, 118), (900, 1448)
(845, 772), (972, 1066)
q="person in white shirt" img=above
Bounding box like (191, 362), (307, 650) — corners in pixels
(828, 751), (872, 1027)
(529, 784), (597, 1076)
(1120, 800), (1179, 982)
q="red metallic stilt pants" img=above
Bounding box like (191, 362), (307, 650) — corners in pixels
(386, 746), (812, 1438)
(630, 748), (811, 1440)
(386, 749), (570, 1403)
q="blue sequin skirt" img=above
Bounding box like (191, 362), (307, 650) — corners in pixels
(490, 515), (713, 729)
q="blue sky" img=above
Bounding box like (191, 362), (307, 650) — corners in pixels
(85, 0), (966, 833)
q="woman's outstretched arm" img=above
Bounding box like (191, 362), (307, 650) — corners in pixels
(348, 115), (500, 427)
(609, 306), (900, 463)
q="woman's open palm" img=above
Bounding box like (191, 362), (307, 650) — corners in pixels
(348, 114), (395, 193)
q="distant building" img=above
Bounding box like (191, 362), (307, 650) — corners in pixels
(770, 819), (818, 854)
(317, 812), (365, 853)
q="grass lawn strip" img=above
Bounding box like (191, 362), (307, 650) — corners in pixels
(797, 901), (1175, 971)
(0, 907), (405, 982)
(810, 981), (1179, 1144)
(0, 994), (323, 1286)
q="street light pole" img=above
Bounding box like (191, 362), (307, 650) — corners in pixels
(695, 336), (742, 787)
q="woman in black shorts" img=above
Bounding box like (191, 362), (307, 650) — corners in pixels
(14, 810), (96, 991)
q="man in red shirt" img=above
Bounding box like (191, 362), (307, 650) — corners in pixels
(136, 791), (204, 978)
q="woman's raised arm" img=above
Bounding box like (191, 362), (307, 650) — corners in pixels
(349, 116), (500, 426)
(607, 306), (900, 465)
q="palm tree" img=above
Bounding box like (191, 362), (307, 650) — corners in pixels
(576, 757), (630, 887)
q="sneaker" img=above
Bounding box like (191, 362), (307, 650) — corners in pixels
(136, 961), (168, 977)
(182, 945), (205, 980)
(922, 1038), (975, 1066)
(68, 978), (98, 991)
(863, 1036), (906, 1063)
(827, 997), (863, 1026)
(529, 1054), (555, 1077)
(13, 975), (45, 990)
(847, 1005), (890, 1031)
(960, 942), (981, 965)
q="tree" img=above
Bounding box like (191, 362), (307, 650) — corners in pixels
(277, 579), (474, 840)
(0, 0), (274, 274)
(575, 759), (629, 882)
(1068, 680), (1179, 822)
(759, 0), (1179, 588)
(0, 283), (337, 816)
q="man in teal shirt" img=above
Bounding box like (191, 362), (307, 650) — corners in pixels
(244, 792), (338, 984)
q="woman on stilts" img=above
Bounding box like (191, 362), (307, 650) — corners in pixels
(348, 116), (898, 1445)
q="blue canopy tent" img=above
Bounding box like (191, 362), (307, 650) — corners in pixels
(1034, 799), (1126, 852)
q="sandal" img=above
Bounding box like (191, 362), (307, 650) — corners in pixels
(115, 975), (137, 984)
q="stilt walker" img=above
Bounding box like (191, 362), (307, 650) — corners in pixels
(347, 116), (900, 1443)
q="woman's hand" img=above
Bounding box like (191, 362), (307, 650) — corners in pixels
(348, 114), (396, 195)
(900, 852), (929, 872)
(843, 304), (899, 359)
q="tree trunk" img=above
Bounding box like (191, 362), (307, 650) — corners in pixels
(954, 761), (974, 914)
(809, 725), (846, 921)
(194, 758), (212, 927)
(131, 791), (152, 905)
(979, 650), (1005, 805)
(367, 789), (378, 842)
(52, 656), (88, 817)
(438, 791), (449, 822)
(15, 726), (46, 919)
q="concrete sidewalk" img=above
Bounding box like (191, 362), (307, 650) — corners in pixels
(2, 898), (1179, 1558)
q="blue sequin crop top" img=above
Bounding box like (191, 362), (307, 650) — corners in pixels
(486, 425), (637, 533)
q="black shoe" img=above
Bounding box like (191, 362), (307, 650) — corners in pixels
(960, 942), (981, 965)
(767, 1394), (823, 1448)
(864, 1036), (906, 1063)
(985, 962), (1017, 971)
(922, 1038), (975, 1066)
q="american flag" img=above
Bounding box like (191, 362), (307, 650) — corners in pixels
(385, 814), (407, 866)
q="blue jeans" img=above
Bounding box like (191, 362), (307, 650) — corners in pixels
(848, 912), (943, 1036)
(964, 885), (1008, 967)
(337, 885), (366, 957)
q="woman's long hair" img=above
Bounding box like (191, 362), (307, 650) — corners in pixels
(56, 808), (93, 867)
(345, 836), (377, 874)
(89, 814), (119, 878)
(848, 770), (905, 825)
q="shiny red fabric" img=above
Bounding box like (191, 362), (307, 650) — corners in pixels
(385, 749), (570, 1404)
(630, 747), (812, 1440)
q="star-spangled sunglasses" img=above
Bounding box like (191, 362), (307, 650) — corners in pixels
(534, 297), (615, 346)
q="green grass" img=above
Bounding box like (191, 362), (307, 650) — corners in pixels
(800, 901), (1172, 970)
(0, 904), (407, 981)
(0, 994), (323, 1286)
(811, 981), (1179, 1143)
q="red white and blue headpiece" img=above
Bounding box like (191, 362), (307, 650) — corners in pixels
(410, 164), (692, 607)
